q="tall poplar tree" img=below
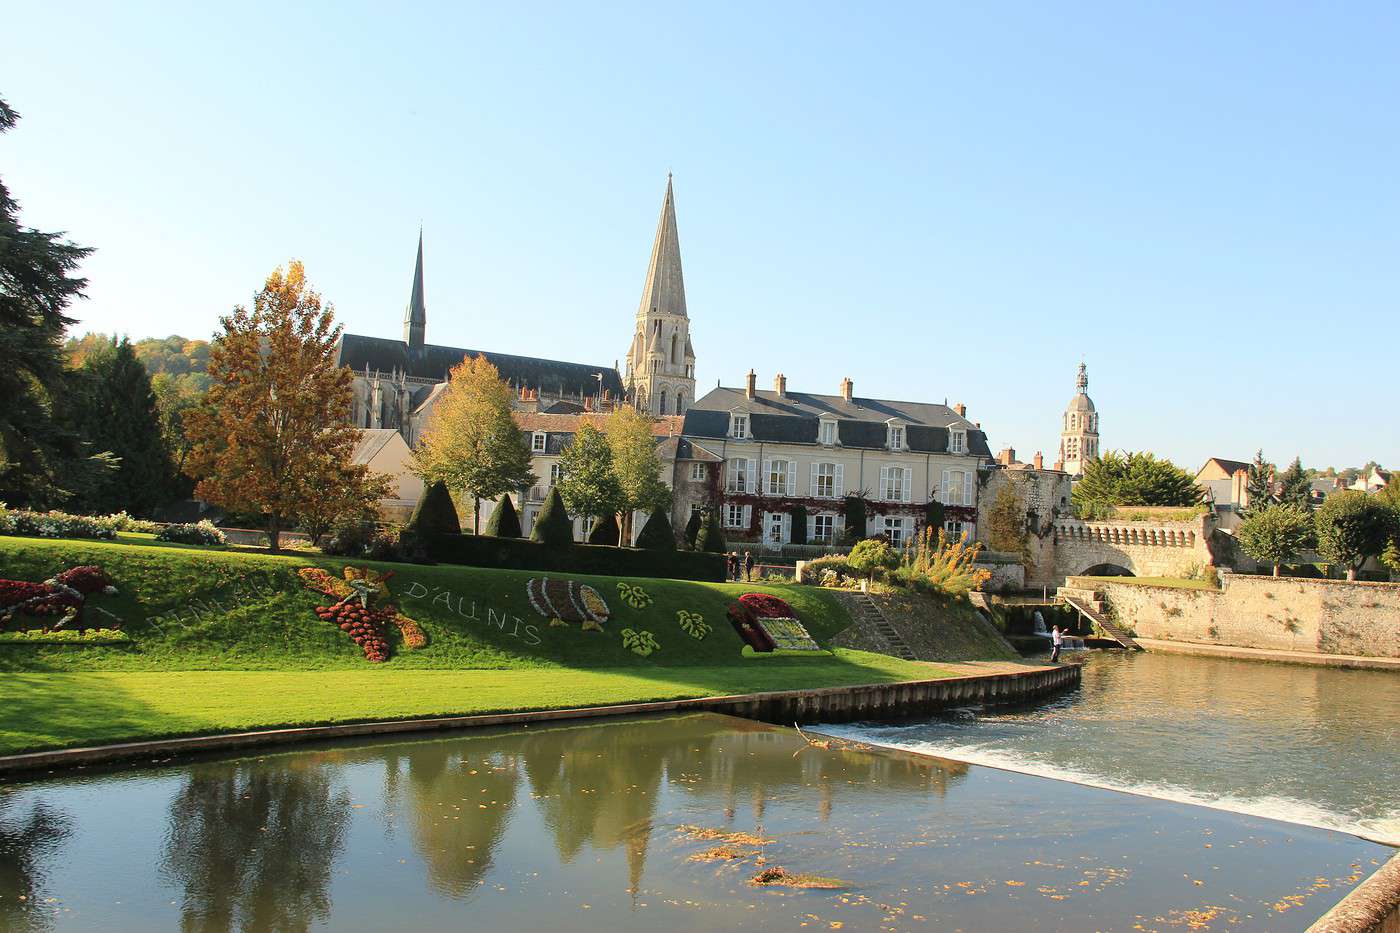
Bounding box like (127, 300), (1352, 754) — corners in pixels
(605, 406), (671, 545)
(411, 355), (536, 534)
(184, 261), (374, 551)
(0, 97), (103, 507)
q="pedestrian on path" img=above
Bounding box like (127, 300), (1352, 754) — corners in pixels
(726, 551), (739, 582)
(743, 550), (755, 582)
(1050, 624), (1063, 663)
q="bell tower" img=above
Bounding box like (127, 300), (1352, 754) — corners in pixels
(1058, 362), (1100, 477)
(624, 175), (695, 416)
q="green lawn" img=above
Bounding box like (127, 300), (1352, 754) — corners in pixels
(0, 536), (956, 754)
(1074, 575), (1217, 591)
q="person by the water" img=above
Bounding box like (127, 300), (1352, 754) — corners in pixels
(1050, 623), (1063, 662)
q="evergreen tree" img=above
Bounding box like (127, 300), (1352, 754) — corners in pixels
(924, 499), (945, 531)
(0, 97), (104, 508)
(531, 487), (575, 545)
(587, 512), (620, 546)
(842, 496), (867, 544)
(789, 504), (808, 545)
(682, 508), (703, 549)
(484, 494), (521, 538)
(695, 509), (727, 553)
(406, 480), (462, 539)
(1314, 491), (1391, 581)
(1276, 457), (1312, 509)
(634, 506), (676, 550)
(411, 354), (536, 533)
(555, 423), (622, 527)
(1072, 451), (1199, 515)
(1245, 450), (1276, 511)
(71, 337), (177, 516)
(1236, 503), (1312, 577)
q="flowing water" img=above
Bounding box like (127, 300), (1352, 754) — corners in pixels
(0, 710), (1391, 931)
(820, 651), (1400, 845)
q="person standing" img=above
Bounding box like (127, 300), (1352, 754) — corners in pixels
(1050, 624), (1063, 663)
(726, 551), (739, 582)
(743, 550), (755, 582)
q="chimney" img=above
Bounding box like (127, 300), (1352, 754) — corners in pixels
(997, 447), (1016, 466)
(954, 402), (967, 417)
(840, 377), (853, 401)
(774, 373), (787, 397)
(1033, 451), (1044, 470)
(745, 369), (757, 399)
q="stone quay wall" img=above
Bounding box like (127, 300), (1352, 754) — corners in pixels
(1077, 575), (1400, 658)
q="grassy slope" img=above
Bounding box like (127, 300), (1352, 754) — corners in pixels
(0, 536), (951, 754)
(1074, 575), (1217, 591)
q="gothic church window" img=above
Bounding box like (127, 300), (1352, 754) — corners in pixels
(659, 390), (668, 414)
(671, 333), (679, 364)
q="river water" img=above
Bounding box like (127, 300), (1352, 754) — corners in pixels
(821, 651), (1400, 845)
(1, 707), (1392, 931)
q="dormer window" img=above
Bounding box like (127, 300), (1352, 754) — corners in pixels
(819, 419), (837, 446)
(887, 423), (905, 451)
(531, 432), (547, 453)
(949, 429), (966, 454)
(729, 413), (749, 439)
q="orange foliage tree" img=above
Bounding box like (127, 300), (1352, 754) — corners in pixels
(185, 261), (381, 551)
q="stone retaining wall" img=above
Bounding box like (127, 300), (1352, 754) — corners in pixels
(1307, 849), (1400, 932)
(1081, 575), (1400, 658)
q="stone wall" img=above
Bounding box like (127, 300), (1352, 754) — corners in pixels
(1052, 516), (1215, 580)
(1079, 575), (1400, 658)
(974, 468), (1074, 585)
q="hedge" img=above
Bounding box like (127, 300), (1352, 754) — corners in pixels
(428, 533), (726, 581)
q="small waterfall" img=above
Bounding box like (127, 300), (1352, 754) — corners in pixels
(1033, 615), (1085, 650)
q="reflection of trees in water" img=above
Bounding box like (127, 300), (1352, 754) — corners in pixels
(0, 795), (72, 932)
(159, 758), (351, 932)
(387, 744), (520, 897)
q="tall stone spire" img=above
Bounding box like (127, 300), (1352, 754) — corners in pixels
(636, 174), (687, 319)
(403, 229), (426, 352)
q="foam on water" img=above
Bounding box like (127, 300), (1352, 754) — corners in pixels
(813, 725), (1400, 846)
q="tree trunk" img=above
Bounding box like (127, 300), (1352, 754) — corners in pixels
(473, 496), (481, 535)
(268, 515), (282, 553)
(1272, 562), (1281, 577)
(1347, 566), (1358, 581)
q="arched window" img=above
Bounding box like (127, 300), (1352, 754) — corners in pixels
(659, 390), (668, 415)
(671, 333), (679, 364)
(675, 391), (685, 414)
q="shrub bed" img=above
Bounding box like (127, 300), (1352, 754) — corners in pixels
(0, 507), (161, 540)
(156, 521), (227, 546)
(429, 533), (726, 582)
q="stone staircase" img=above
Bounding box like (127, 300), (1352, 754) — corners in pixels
(852, 593), (917, 660)
(1056, 586), (1142, 651)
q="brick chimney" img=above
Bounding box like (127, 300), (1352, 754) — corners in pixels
(1033, 451), (1044, 470)
(774, 373), (787, 397)
(840, 377), (853, 402)
(997, 447), (1016, 466)
(745, 369), (757, 399)
(954, 402), (967, 417)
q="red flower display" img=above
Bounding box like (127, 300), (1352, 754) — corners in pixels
(737, 593), (794, 619)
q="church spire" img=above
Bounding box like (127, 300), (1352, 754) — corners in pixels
(636, 174), (687, 319)
(403, 229), (426, 352)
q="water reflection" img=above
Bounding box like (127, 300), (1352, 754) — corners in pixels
(159, 760), (351, 931)
(0, 794), (72, 931)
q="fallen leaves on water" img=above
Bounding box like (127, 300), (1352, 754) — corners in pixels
(675, 824), (773, 846)
(749, 866), (848, 890)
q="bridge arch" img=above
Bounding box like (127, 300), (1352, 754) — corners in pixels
(1080, 562), (1134, 577)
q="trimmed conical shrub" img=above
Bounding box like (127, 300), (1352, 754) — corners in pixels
(695, 509), (727, 553)
(683, 509), (703, 549)
(587, 512), (620, 546)
(531, 487), (575, 545)
(634, 507), (676, 550)
(406, 480), (461, 538)
(484, 494), (521, 538)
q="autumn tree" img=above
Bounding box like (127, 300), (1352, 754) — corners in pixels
(184, 261), (376, 551)
(1236, 503), (1312, 577)
(605, 406), (671, 545)
(411, 355), (536, 534)
(555, 423), (622, 524)
(0, 97), (109, 508)
(296, 451), (393, 547)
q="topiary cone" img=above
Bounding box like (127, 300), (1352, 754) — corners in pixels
(531, 487), (575, 545)
(634, 506), (677, 550)
(483, 494), (522, 538)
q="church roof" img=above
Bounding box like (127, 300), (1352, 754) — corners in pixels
(337, 333), (625, 398)
(1066, 392), (1095, 413)
(636, 175), (687, 319)
(350, 428), (404, 465)
(683, 386), (991, 457)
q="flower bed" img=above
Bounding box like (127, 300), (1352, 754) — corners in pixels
(0, 628), (130, 645)
(156, 521), (227, 546)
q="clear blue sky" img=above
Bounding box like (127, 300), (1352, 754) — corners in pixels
(6, 2), (1397, 471)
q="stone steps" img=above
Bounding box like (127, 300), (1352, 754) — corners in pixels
(1057, 589), (1142, 651)
(853, 593), (917, 661)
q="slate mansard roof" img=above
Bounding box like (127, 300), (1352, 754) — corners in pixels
(337, 333), (625, 398)
(682, 387), (991, 457)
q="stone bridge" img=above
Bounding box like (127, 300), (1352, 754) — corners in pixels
(1050, 516), (1215, 580)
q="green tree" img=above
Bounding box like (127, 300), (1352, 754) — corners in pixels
(1275, 457), (1311, 509)
(295, 453), (393, 548)
(1244, 449), (1276, 511)
(405, 480), (462, 540)
(1376, 479), (1400, 577)
(695, 509), (727, 553)
(1236, 503), (1312, 577)
(183, 261), (373, 551)
(634, 506), (676, 550)
(1072, 451), (1198, 515)
(842, 496), (867, 545)
(555, 423), (622, 526)
(531, 487), (575, 545)
(70, 337), (177, 516)
(484, 494), (521, 538)
(605, 407), (671, 545)
(411, 355), (536, 533)
(1314, 490), (1392, 581)
(0, 98), (106, 508)
(682, 509), (702, 549)
(848, 537), (897, 581)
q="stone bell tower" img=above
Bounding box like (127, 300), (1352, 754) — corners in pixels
(1058, 362), (1100, 477)
(624, 174), (695, 416)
